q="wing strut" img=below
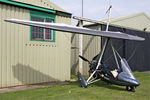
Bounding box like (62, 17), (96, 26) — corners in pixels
(86, 38), (110, 83)
(78, 38), (110, 87)
(86, 5), (112, 83)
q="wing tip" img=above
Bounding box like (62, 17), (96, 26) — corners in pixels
(5, 19), (16, 22)
(4, 19), (9, 22)
(129, 35), (145, 41)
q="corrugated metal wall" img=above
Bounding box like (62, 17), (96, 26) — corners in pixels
(101, 25), (150, 71)
(71, 34), (79, 74)
(0, 3), (71, 88)
(109, 13), (150, 32)
(71, 25), (101, 75)
(125, 30), (150, 71)
(55, 15), (71, 81)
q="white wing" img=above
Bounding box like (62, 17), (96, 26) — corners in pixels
(5, 19), (145, 41)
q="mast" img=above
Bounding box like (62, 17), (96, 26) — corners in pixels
(106, 5), (112, 32)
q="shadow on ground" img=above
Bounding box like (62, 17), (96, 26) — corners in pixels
(69, 79), (126, 91)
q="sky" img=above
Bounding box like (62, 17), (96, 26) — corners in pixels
(50, 0), (150, 24)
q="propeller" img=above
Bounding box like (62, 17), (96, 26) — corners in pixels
(79, 55), (91, 64)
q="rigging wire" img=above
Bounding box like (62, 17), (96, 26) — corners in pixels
(103, 40), (140, 65)
(127, 43), (140, 62)
(99, 0), (112, 20)
(103, 0), (139, 64)
(103, 42), (125, 63)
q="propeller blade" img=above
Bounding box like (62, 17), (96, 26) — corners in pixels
(79, 55), (90, 63)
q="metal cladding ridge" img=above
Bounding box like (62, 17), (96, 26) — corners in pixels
(5, 19), (145, 41)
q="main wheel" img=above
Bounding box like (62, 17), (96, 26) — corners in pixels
(126, 86), (135, 92)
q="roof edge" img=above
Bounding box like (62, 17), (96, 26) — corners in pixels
(102, 12), (150, 23)
(0, 0), (55, 13)
(84, 12), (150, 32)
(0, 0), (72, 17)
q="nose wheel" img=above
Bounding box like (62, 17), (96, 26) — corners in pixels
(126, 86), (135, 92)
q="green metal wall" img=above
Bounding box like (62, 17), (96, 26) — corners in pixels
(0, 3), (71, 88)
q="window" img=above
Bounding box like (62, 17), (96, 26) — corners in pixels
(30, 11), (55, 42)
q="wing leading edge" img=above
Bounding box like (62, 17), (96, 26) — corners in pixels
(5, 19), (145, 41)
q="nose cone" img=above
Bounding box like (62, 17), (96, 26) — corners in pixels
(132, 80), (140, 86)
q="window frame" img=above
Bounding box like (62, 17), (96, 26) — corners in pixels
(30, 10), (56, 42)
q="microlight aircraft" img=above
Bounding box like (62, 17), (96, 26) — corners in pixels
(5, 16), (144, 92)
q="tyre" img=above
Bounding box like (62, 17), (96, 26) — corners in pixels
(126, 86), (135, 92)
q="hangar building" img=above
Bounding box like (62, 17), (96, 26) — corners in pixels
(0, 0), (71, 88)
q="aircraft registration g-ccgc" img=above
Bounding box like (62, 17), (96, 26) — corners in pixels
(5, 18), (144, 92)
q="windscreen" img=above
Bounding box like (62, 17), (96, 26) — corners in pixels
(120, 58), (135, 79)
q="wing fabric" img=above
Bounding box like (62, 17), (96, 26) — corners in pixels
(5, 19), (145, 41)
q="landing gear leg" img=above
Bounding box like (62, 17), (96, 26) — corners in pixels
(126, 86), (135, 92)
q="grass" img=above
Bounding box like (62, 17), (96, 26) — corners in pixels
(0, 72), (150, 100)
